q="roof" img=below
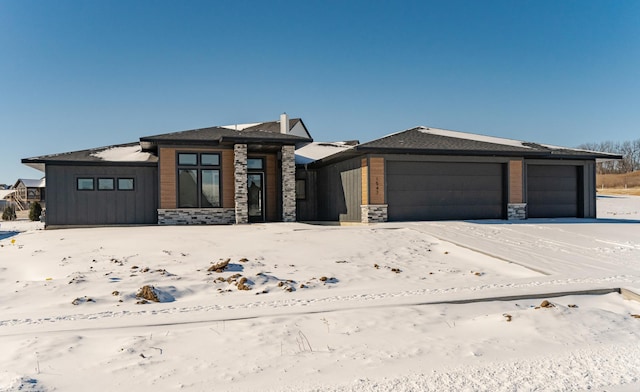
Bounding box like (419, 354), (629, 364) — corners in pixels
(0, 189), (16, 199)
(295, 141), (358, 165)
(140, 118), (311, 146)
(22, 117), (313, 169)
(311, 126), (622, 165)
(14, 178), (45, 188)
(22, 142), (158, 170)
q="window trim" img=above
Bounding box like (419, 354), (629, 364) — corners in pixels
(77, 178), (95, 191)
(117, 178), (135, 191)
(176, 151), (222, 208)
(97, 177), (115, 191)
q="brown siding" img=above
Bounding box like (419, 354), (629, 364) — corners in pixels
(159, 146), (234, 209)
(361, 157), (369, 205)
(159, 147), (177, 209)
(509, 160), (523, 203)
(369, 157), (385, 204)
(221, 150), (235, 208)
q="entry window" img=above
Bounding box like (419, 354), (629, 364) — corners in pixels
(296, 179), (306, 200)
(77, 178), (94, 190)
(98, 178), (115, 190)
(118, 178), (135, 191)
(247, 158), (263, 170)
(177, 152), (221, 208)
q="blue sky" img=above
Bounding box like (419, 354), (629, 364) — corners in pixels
(1, 0), (639, 184)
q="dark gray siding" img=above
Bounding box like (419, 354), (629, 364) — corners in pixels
(296, 168), (318, 221)
(526, 164), (582, 218)
(386, 161), (505, 221)
(45, 164), (158, 226)
(316, 158), (362, 222)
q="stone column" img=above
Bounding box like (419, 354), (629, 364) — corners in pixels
(234, 144), (248, 224)
(281, 145), (296, 222)
(507, 203), (527, 220)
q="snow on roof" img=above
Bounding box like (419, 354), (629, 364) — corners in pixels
(417, 127), (532, 149)
(91, 145), (153, 162)
(0, 189), (16, 199)
(295, 142), (355, 164)
(17, 178), (45, 188)
(417, 126), (604, 155)
(220, 122), (263, 131)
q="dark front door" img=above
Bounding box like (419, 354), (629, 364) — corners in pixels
(248, 173), (264, 222)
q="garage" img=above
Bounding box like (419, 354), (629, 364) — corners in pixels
(386, 161), (506, 221)
(527, 165), (580, 218)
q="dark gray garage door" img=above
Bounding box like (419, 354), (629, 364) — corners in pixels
(387, 161), (505, 221)
(527, 165), (579, 218)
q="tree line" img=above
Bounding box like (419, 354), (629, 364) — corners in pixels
(577, 139), (640, 174)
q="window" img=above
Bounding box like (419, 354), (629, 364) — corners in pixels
(247, 158), (263, 170)
(201, 153), (220, 166)
(177, 152), (221, 208)
(98, 178), (115, 190)
(77, 178), (94, 190)
(118, 178), (134, 190)
(178, 153), (197, 165)
(296, 179), (306, 200)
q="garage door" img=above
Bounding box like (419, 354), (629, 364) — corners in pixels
(527, 165), (579, 218)
(386, 161), (505, 221)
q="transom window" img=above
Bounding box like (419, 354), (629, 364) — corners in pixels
(247, 158), (263, 170)
(177, 153), (221, 208)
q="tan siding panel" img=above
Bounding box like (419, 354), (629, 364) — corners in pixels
(160, 147), (233, 209)
(159, 147), (176, 209)
(369, 157), (385, 204)
(509, 160), (523, 203)
(222, 150), (235, 208)
(361, 158), (368, 205)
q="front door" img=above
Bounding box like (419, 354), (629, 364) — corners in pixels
(248, 173), (264, 222)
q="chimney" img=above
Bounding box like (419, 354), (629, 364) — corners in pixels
(280, 113), (289, 134)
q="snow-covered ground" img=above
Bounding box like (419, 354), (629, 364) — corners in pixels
(1, 196), (639, 391)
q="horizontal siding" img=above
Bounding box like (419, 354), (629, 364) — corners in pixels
(509, 160), (523, 203)
(369, 157), (385, 205)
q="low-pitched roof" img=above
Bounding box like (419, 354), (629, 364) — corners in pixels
(140, 118), (311, 146)
(23, 117), (312, 169)
(14, 178), (45, 188)
(22, 142), (158, 171)
(310, 126), (622, 165)
(295, 141), (358, 165)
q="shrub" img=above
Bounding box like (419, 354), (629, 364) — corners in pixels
(29, 202), (42, 221)
(2, 205), (16, 221)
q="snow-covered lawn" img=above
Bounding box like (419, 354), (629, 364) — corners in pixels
(1, 196), (639, 391)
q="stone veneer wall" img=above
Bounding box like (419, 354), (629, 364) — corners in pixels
(507, 203), (527, 220)
(234, 144), (248, 224)
(158, 208), (235, 225)
(281, 145), (296, 222)
(361, 204), (388, 223)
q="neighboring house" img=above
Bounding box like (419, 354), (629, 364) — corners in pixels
(8, 178), (46, 210)
(22, 117), (620, 227)
(0, 189), (16, 210)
